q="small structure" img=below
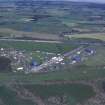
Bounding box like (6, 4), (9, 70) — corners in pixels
(85, 48), (94, 55)
(30, 60), (38, 67)
(0, 48), (4, 51)
(71, 60), (76, 64)
(71, 55), (81, 62)
(17, 67), (23, 71)
(77, 51), (81, 55)
(51, 56), (63, 63)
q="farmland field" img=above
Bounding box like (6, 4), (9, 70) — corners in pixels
(66, 33), (105, 41)
(0, 0), (105, 40)
(24, 83), (95, 104)
(0, 85), (36, 105)
(0, 40), (78, 53)
(0, 83), (95, 105)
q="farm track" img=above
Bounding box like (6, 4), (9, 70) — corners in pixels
(0, 38), (62, 43)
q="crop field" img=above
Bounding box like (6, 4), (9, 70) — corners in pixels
(66, 33), (105, 41)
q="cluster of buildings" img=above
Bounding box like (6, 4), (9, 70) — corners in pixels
(70, 48), (95, 65)
(0, 46), (96, 73)
(29, 47), (96, 73)
(0, 48), (32, 72)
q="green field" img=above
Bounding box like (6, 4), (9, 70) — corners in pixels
(0, 85), (35, 105)
(0, 83), (95, 105)
(24, 83), (95, 104)
(0, 41), (78, 53)
(83, 45), (105, 66)
(0, 66), (104, 85)
(66, 33), (105, 41)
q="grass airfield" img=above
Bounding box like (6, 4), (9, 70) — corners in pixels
(0, 43), (105, 105)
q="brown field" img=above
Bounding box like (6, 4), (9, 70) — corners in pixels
(0, 28), (61, 40)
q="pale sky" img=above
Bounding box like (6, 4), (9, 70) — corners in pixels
(68, 0), (105, 3)
(1, 0), (105, 4)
